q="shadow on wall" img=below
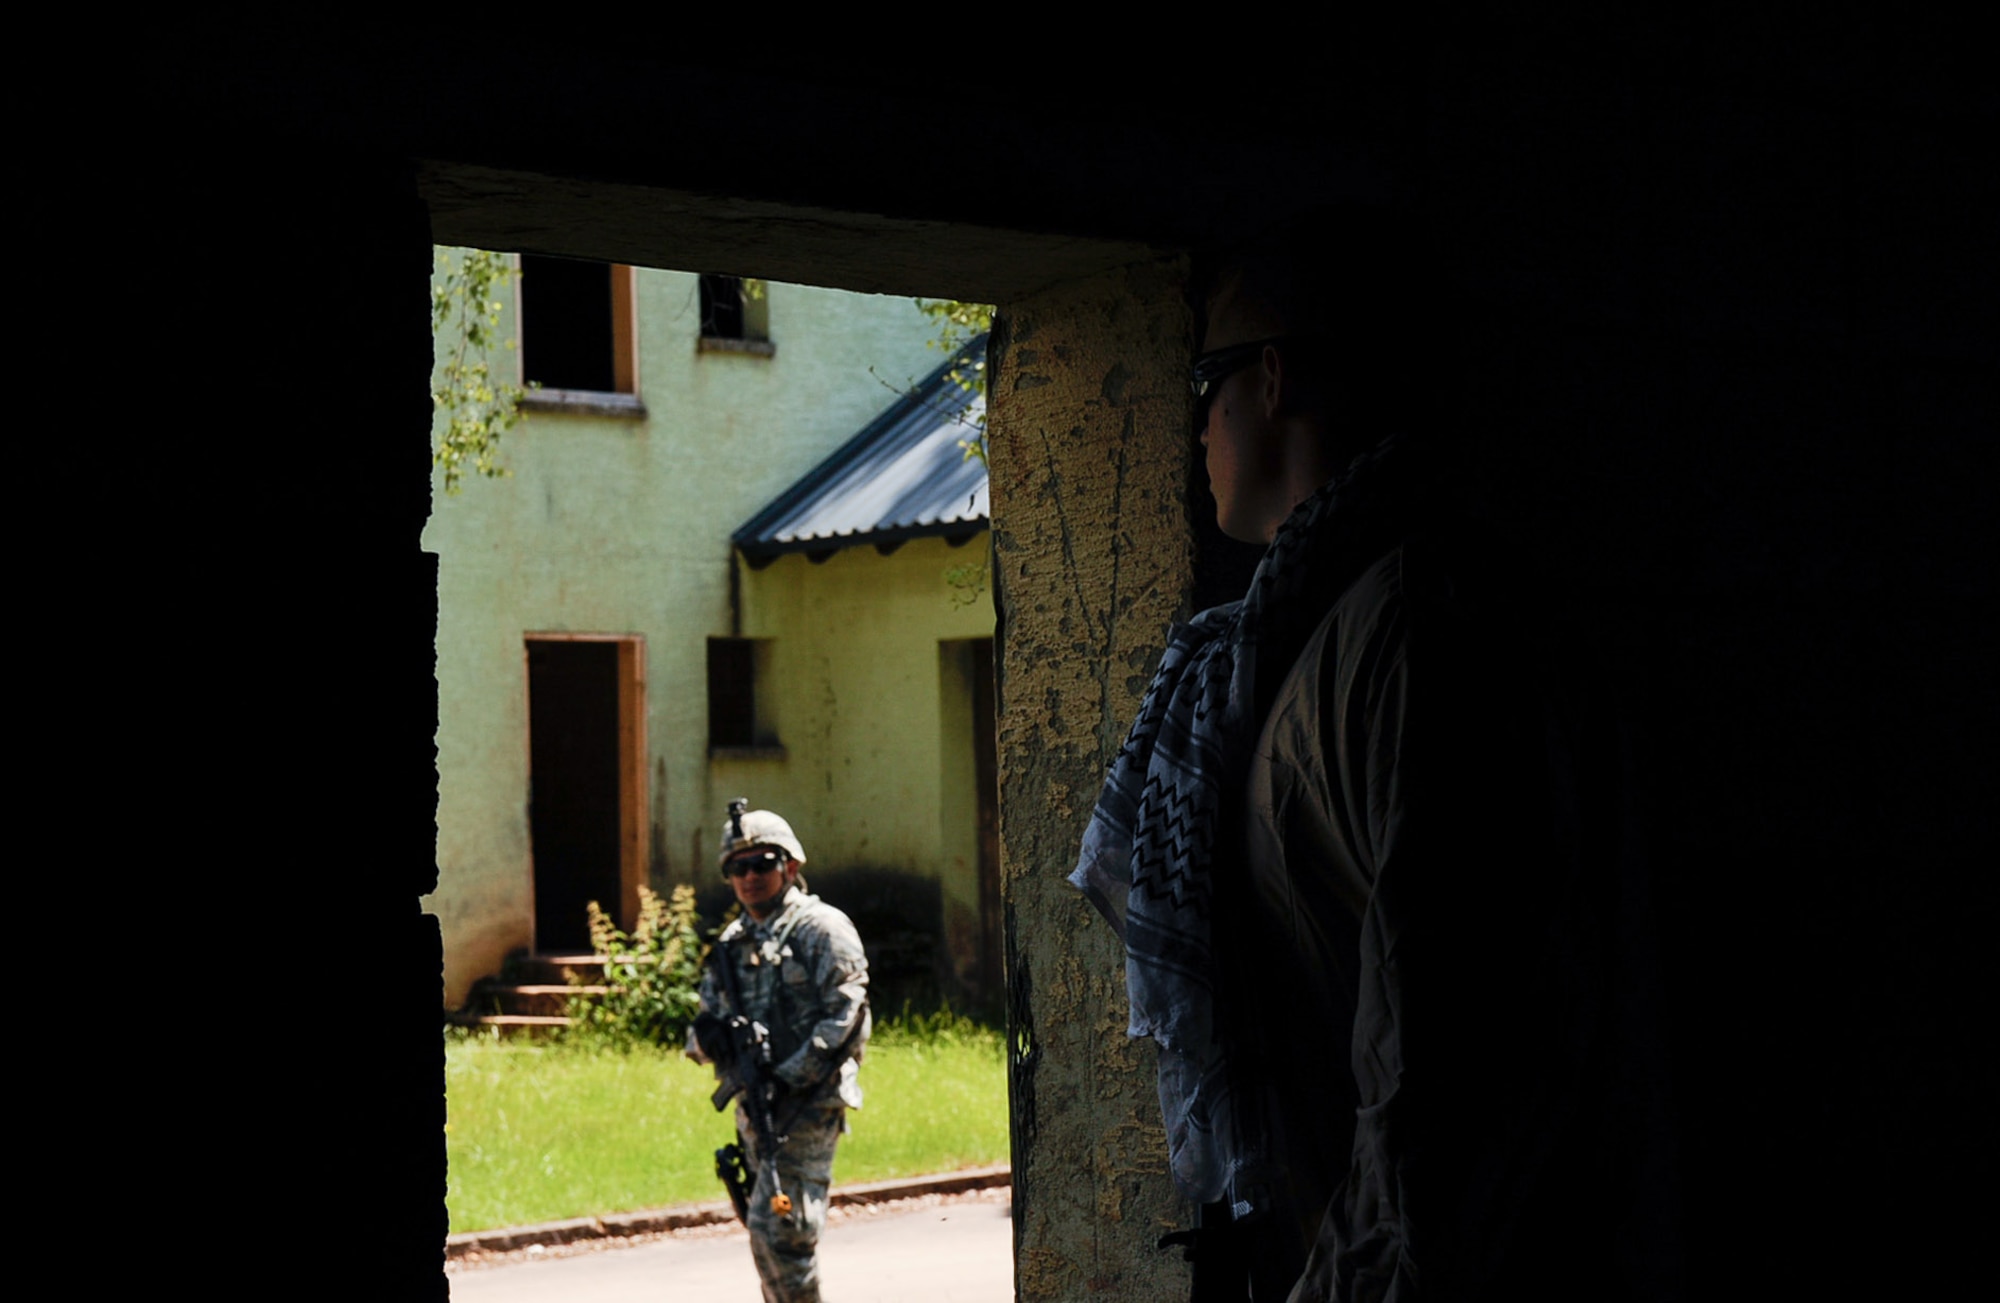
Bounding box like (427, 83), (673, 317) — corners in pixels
(693, 869), (962, 1019)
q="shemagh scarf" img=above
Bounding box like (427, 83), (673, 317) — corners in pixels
(1069, 433), (1411, 1213)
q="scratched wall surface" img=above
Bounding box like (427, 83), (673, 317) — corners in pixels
(988, 262), (1196, 1300)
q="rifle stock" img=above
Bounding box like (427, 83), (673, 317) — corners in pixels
(715, 1143), (752, 1224)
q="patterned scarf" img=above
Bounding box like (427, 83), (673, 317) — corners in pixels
(1069, 434), (1413, 1211)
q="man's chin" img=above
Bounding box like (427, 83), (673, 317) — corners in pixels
(1215, 515), (1269, 546)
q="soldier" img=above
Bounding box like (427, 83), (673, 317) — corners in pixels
(689, 800), (870, 1303)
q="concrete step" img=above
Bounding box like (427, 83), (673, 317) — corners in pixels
(447, 1012), (572, 1037)
(450, 951), (646, 1034)
(474, 982), (609, 1017)
(507, 952), (613, 984)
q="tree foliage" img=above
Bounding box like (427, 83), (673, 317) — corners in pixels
(915, 300), (995, 605)
(432, 247), (530, 493)
(915, 299), (993, 462)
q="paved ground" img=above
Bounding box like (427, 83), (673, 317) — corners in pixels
(446, 1187), (1012, 1302)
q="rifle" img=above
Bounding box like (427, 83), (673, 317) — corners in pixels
(693, 932), (794, 1222)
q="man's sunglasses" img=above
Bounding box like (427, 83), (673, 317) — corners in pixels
(724, 850), (787, 878)
(1189, 335), (1290, 420)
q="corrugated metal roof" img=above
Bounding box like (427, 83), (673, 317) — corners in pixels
(733, 336), (988, 563)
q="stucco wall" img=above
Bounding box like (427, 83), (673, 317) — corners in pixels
(988, 260), (1196, 1300)
(728, 537), (995, 989)
(424, 266), (962, 1006)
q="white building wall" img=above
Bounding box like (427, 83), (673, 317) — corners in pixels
(424, 263), (964, 1005)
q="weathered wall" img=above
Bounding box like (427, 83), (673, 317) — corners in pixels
(133, 145), (449, 1293)
(424, 269), (952, 1004)
(988, 261), (1195, 1300)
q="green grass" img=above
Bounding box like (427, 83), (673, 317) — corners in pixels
(445, 1016), (1008, 1233)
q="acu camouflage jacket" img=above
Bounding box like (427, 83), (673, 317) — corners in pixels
(696, 885), (870, 1109)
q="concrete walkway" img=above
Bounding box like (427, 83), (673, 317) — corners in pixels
(446, 1186), (1012, 1302)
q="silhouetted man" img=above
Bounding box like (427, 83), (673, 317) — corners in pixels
(1074, 210), (1669, 1300)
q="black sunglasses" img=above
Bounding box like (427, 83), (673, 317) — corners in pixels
(723, 850), (787, 878)
(1189, 336), (1289, 419)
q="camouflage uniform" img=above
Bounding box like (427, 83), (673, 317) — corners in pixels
(697, 884), (870, 1303)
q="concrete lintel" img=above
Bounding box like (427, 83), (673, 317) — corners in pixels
(421, 161), (1165, 305)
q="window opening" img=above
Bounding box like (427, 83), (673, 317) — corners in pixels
(708, 636), (779, 753)
(699, 273), (770, 345)
(520, 254), (636, 393)
(699, 274), (744, 340)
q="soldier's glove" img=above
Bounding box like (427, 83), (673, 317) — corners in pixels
(690, 1012), (733, 1065)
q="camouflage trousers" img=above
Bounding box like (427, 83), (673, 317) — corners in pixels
(740, 1093), (847, 1303)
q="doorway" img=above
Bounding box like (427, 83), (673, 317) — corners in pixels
(525, 635), (646, 951)
(969, 638), (1001, 999)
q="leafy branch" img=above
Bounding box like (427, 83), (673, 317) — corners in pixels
(915, 299), (993, 467)
(915, 300), (995, 605)
(432, 248), (532, 493)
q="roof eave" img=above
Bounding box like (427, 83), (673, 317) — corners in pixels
(736, 517), (990, 566)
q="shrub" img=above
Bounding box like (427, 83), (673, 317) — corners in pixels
(565, 884), (705, 1051)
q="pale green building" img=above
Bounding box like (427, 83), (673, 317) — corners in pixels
(423, 256), (996, 1012)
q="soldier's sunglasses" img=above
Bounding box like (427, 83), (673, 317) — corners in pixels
(724, 850), (787, 878)
(1190, 335), (1289, 422)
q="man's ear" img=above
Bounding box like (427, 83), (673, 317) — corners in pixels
(1259, 343), (1286, 419)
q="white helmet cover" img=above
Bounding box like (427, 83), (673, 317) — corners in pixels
(719, 807), (807, 867)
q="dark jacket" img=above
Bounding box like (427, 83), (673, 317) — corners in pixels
(1219, 533), (1677, 1301)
